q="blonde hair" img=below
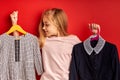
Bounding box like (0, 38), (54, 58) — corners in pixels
(39, 8), (68, 48)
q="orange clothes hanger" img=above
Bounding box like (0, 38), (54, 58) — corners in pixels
(6, 11), (27, 35)
(6, 24), (27, 35)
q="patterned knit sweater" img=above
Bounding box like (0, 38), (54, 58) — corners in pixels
(0, 33), (43, 80)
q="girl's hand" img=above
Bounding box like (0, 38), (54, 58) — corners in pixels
(89, 23), (100, 34)
(10, 11), (18, 25)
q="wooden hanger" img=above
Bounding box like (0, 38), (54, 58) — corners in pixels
(6, 24), (27, 35)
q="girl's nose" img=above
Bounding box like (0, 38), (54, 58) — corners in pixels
(42, 26), (45, 30)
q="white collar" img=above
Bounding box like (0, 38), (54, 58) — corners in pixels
(83, 35), (105, 55)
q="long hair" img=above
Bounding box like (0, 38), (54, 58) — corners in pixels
(39, 8), (68, 48)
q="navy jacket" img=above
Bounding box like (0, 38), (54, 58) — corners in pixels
(69, 41), (119, 80)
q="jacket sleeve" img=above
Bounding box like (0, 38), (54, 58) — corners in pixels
(33, 37), (43, 75)
(112, 45), (119, 80)
(69, 45), (80, 80)
(118, 60), (120, 80)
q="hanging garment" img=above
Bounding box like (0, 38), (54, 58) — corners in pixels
(40, 35), (81, 80)
(0, 33), (43, 80)
(118, 60), (120, 80)
(69, 36), (119, 80)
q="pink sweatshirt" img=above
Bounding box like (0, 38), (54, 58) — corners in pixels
(40, 35), (81, 80)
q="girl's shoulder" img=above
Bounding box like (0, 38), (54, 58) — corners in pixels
(68, 34), (81, 40)
(46, 34), (81, 43)
(66, 34), (82, 43)
(68, 34), (78, 38)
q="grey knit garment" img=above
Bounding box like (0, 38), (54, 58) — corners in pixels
(0, 33), (43, 80)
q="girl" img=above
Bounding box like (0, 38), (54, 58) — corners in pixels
(39, 8), (81, 80)
(10, 8), (81, 80)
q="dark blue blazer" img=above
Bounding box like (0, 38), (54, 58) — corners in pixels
(69, 41), (119, 80)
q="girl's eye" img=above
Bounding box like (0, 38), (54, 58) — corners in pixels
(44, 24), (50, 27)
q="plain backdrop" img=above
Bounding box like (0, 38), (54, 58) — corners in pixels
(0, 0), (120, 79)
